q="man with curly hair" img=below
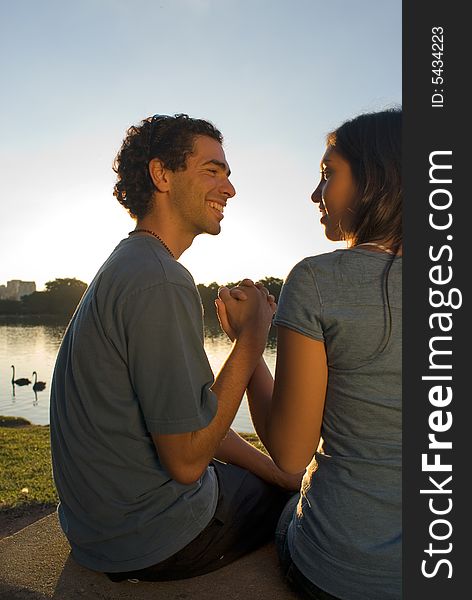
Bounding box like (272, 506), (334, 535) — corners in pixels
(50, 114), (299, 583)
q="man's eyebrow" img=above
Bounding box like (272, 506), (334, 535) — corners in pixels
(202, 159), (231, 176)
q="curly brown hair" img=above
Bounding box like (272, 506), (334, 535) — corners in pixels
(113, 114), (223, 219)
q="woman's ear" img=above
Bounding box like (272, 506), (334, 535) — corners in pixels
(149, 158), (171, 192)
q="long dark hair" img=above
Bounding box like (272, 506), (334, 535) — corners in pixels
(327, 108), (402, 252)
(329, 108), (402, 360)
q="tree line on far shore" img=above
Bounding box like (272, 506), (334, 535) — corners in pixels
(0, 277), (284, 321)
(0, 278), (88, 318)
(198, 277), (283, 323)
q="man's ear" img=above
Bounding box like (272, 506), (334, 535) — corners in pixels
(149, 158), (171, 192)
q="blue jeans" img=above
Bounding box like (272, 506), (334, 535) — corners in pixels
(275, 494), (341, 600)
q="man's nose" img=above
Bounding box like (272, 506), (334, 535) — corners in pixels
(221, 178), (236, 199)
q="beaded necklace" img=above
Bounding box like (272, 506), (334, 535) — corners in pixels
(355, 242), (396, 256)
(128, 229), (175, 259)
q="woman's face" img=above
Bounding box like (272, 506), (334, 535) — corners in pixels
(311, 146), (357, 242)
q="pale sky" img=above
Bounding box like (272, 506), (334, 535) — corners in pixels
(0, 0), (401, 290)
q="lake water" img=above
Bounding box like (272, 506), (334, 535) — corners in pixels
(0, 318), (276, 433)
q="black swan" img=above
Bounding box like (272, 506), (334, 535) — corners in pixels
(11, 365), (31, 386)
(32, 371), (47, 392)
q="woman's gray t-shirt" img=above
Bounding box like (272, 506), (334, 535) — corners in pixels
(274, 248), (402, 600)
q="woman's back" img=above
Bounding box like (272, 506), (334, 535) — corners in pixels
(275, 247), (402, 600)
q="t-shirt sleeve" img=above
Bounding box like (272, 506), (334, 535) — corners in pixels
(122, 282), (217, 434)
(274, 259), (325, 342)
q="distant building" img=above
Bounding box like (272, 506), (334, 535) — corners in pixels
(0, 280), (36, 301)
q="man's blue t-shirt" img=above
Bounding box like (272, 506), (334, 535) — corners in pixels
(50, 233), (218, 572)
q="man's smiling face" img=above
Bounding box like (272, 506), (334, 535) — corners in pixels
(168, 135), (236, 236)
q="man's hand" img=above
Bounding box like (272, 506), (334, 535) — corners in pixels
(215, 280), (276, 342)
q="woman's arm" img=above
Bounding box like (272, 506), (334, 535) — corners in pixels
(265, 326), (328, 473)
(245, 358), (274, 449)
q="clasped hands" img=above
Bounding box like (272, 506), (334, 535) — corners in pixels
(215, 279), (276, 344)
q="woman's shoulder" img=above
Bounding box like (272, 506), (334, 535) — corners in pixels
(281, 252), (345, 299)
(287, 249), (401, 298)
(302, 250), (346, 267)
(290, 250), (347, 278)
(300, 248), (401, 275)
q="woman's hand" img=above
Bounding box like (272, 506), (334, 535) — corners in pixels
(215, 280), (276, 342)
(215, 296), (237, 341)
(272, 466), (305, 491)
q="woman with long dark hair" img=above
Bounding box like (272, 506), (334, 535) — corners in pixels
(217, 108), (402, 599)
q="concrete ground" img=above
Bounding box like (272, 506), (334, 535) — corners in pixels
(0, 513), (300, 599)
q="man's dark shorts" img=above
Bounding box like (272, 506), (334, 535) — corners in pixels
(106, 459), (292, 582)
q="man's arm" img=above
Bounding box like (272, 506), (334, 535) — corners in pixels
(152, 282), (274, 485)
(214, 428), (303, 490)
(215, 292), (275, 449)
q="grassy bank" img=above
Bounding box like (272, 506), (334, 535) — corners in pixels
(0, 417), (58, 515)
(0, 415), (265, 515)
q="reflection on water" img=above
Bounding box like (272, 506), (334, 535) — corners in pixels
(0, 317), (277, 433)
(0, 317), (68, 426)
